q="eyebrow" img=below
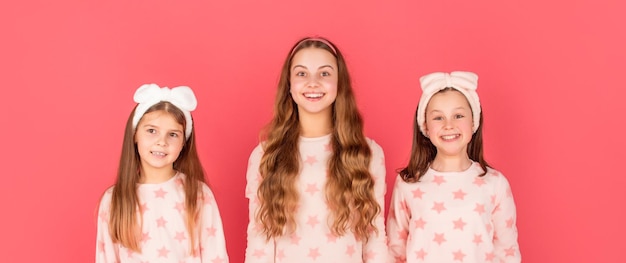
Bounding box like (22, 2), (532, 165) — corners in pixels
(292, 65), (335, 71)
(141, 124), (183, 133)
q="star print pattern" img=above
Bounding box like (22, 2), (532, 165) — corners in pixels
(387, 163), (520, 262)
(245, 135), (389, 262)
(96, 173), (230, 263)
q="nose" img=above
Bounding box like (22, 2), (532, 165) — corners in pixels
(156, 134), (168, 146)
(306, 75), (321, 88)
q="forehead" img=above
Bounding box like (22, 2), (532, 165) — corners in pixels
(427, 90), (471, 110)
(291, 47), (337, 68)
(139, 110), (183, 127)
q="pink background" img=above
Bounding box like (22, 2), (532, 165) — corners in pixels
(2, 0), (624, 262)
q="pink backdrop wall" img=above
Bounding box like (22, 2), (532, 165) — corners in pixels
(2, 0), (624, 262)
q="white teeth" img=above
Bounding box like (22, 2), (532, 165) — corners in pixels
(304, 93), (323, 98)
(151, 151), (166, 156)
(441, 135), (458, 140)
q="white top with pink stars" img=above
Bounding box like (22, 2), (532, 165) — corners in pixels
(387, 163), (521, 263)
(245, 134), (390, 263)
(96, 173), (229, 263)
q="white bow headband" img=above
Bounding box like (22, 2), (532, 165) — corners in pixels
(132, 84), (197, 140)
(417, 71), (481, 136)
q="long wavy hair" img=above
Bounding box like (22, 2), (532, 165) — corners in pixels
(399, 88), (490, 183)
(107, 101), (206, 253)
(256, 37), (379, 241)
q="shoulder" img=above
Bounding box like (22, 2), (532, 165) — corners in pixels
(484, 166), (513, 189)
(248, 142), (265, 161)
(365, 137), (384, 155)
(97, 186), (115, 209)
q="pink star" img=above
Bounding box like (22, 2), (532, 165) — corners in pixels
(506, 217), (515, 228)
(290, 234), (301, 245)
(473, 177), (485, 187)
(140, 203), (149, 214)
(397, 229), (408, 241)
(474, 203), (486, 215)
(276, 249), (286, 260)
(175, 177), (184, 186)
(432, 202), (446, 214)
(307, 215), (320, 228)
(154, 188), (167, 198)
(203, 193), (214, 205)
(364, 250), (376, 260)
(175, 202), (184, 213)
(304, 155), (318, 165)
(141, 232), (151, 243)
(97, 241), (105, 252)
(157, 246), (169, 258)
(252, 249), (265, 259)
(412, 188), (425, 199)
(415, 248), (427, 260)
(486, 223), (493, 233)
(490, 194), (497, 205)
(453, 218), (466, 230)
(126, 248), (135, 258)
(305, 183), (320, 195)
(453, 189), (467, 200)
(505, 246), (516, 257)
(414, 217), (426, 229)
(433, 175), (446, 185)
(346, 245), (355, 257)
(156, 216), (167, 227)
(485, 252), (495, 261)
(211, 256), (225, 263)
(324, 143), (332, 152)
(326, 232), (338, 243)
(453, 249), (466, 261)
(473, 234), (483, 245)
(174, 231), (186, 242)
(308, 247), (321, 260)
(206, 226), (217, 237)
(433, 233), (446, 245)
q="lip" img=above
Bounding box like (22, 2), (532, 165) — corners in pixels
(303, 92), (325, 100)
(440, 134), (460, 141)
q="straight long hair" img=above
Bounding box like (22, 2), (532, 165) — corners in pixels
(107, 101), (206, 253)
(256, 37), (380, 241)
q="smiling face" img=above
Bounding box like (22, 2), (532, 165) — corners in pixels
(289, 47), (338, 119)
(134, 110), (185, 176)
(425, 89), (474, 159)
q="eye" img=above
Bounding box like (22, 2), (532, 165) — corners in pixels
(169, 132), (179, 138)
(147, 128), (156, 134)
(295, 71), (306, 77)
(321, 71), (331, 77)
(455, 114), (465, 119)
(432, 116), (443, 121)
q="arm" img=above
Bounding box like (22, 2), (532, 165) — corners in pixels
(491, 172), (521, 263)
(199, 185), (229, 263)
(95, 189), (120, 263)
(363, 140), (391, 263)
(386, 176), (410, 263)
(244, 145), (275, 263)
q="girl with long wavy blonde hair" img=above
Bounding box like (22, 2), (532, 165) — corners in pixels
(95, 84), (229, 263)
(245, 37), (389, 263)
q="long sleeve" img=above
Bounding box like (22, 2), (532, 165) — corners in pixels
(386, 176), (410, 263)
(95, 188), (120, 263)
(362, 140), (391, 263)
(244, 144), (275, 263)
(199, 184), (230, 263)
(491, 171), (521, 263)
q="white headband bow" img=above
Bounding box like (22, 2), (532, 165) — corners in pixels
(132, 84), (197, 140)
(417, 71), (481, 136)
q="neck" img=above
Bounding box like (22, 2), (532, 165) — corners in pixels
(298, 111), (332, 138)
(430, 153), (473, 172)
(140, 167), (177, 184)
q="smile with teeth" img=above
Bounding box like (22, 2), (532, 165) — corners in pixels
(441, 134), (460, 141)
(304, 92), (324, 99)
(151, 151), (167, 156)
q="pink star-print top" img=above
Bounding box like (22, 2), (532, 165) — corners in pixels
(96, 173), (229, 263)
(387, 163), (521, 263)
(245, 135), (390, 263)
